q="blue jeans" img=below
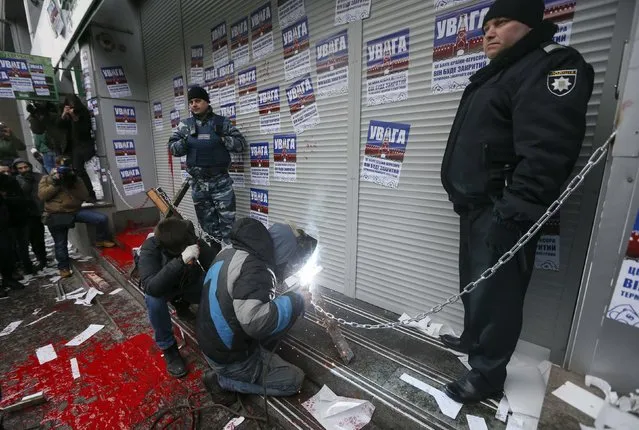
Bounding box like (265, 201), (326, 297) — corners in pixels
(50, 210), (110, 270)
(145, 294), (175, 350)
(42, 151), (56, 173)
(205, 347), (304, 396)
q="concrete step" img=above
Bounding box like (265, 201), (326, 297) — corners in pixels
(91, 251), (506, 429)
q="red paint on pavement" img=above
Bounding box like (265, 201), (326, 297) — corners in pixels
(1, 334), (203, 429)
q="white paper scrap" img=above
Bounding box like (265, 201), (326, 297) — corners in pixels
(109, 288), (123, 295)
(594, 403), (639, 430)
(467, 414), (488, 430)
(27, 311), (57, 326)
(74, 287), (103, 306)
(301, 385), (375, 430)
(579, 425), (595, 430)
(0, 321), (23, 337)
(22, 274), (35, 284)
(223, 416), (245, 429)
(505, 413), (539, 430)
(33, 308), (41, 315)
(36, 344), (58, 364)
(496, 395), (511, 423)
(504, 361), (546, 418)
(70, 358), (81, 379)
(585, 375), (618, 404)
(538, 360), (553, 388)
(50, 275), (62, 283)
(66, 287), (85, 296)
(552, 381), (604, 419)
(400, 373), (462, 419)
(66, 324), (105, 346)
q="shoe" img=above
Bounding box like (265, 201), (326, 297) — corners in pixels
(59, 268), (73, 278)
(162, 344), (187, 378)
(444, 372), (502, 404)
(3, 279), (25, 290)
(0, 289), (7, 298)
(440, 334), (471, 354)
(202, 370), (237, 406)
(24, 265), (36, 275)
(95, 240), (116, 248)
(12, 272), (24, 281)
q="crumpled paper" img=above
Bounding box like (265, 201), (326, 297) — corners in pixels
(398, 313), (457, 338)
(302, 385), (375, 430)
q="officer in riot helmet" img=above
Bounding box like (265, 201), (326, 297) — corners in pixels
(439, 0), (594, 403)
(168, 86), (246, 245)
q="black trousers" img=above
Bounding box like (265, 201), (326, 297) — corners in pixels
(23, 216), (47, 264)
(0, 229), (16, 281)
(72, 148), (96, 200)
(12, 226), (33, 271)
(458, 205), (539, 389)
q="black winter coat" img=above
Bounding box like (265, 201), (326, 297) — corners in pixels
(14, 161), (44, 216)
(0, 174), (29, 227)
(196, 218), (305, 364)
(139, 236), (215, 303)
(441, 22), (594, 223)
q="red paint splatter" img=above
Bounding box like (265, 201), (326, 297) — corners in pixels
(100, 227), (152, 269)
(1, 334), (203, 429)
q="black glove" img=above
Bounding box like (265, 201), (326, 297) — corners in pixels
(485, 215), (529, 251)
(285, 290), (306, 317)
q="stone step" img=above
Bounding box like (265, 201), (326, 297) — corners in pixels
(91, 252), (505, 429)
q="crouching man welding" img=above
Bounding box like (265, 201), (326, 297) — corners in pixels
(196, 218), (317, 403)
(138, 218), (216, 378)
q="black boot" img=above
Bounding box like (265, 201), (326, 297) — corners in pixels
(3, 279), (25, 290)
(0, 288), (7, 298)
(202, 370), (237, 406)
(162, 344), (187, 378)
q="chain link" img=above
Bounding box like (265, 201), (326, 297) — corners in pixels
(312, 130), (616, 330)
(106, 170), (151, 210)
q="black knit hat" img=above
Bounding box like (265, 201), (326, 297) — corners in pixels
(483, 0), (544, 30)
(154, 218), (198, 255)
(187, 85), (210, 103)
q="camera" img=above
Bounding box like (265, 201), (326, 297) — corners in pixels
(57, 166), (72, 175)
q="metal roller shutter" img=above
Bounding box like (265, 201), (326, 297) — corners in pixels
(175, 0), (349, 291)
(141, 0), (186, 203)
(354, 0), (619, 348)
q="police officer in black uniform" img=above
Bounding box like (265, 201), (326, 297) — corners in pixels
(440, 0), (594, 403)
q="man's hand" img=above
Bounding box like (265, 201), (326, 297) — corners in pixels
(181, 244), (200, 264)
(50, 168), (61, 182)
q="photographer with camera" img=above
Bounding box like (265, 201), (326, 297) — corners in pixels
(0, 122), (26, 165)
(59, 96), (97, 203)
(26, 101), (61, 173)
(38, 156), (114, 278)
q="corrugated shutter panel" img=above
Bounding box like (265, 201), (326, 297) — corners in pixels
(355, 0), (619, 346)
(141, 0), (185, 203)
(174, 0), (349, 291)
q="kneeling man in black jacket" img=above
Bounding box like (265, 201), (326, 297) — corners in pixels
(196, 218), (315, 402)
(139, 218), (215, 377)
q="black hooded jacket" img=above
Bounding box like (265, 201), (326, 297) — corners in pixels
(196, 218), (305, 364)
(440, 22), (594, 223)
(13, 158), (44, 216)
(139, 236), (215, 303)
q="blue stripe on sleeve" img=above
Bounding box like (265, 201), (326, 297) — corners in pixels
(205, 261), (234, 349)
(270, 295), (293, 335)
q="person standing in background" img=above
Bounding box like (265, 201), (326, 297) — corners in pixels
(0, 123), (26, 165)
(60, 95), (97, 203)
(13, 158), (48, 271)
(168, 86), (246, 245)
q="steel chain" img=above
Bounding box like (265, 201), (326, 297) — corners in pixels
(312, 130), (617, 330)
(106, 170), (151, 210)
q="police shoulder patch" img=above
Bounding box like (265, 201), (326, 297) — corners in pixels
(547, 69), (577, 97)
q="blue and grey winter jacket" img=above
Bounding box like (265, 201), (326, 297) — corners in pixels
(196, 217), (305, 364)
